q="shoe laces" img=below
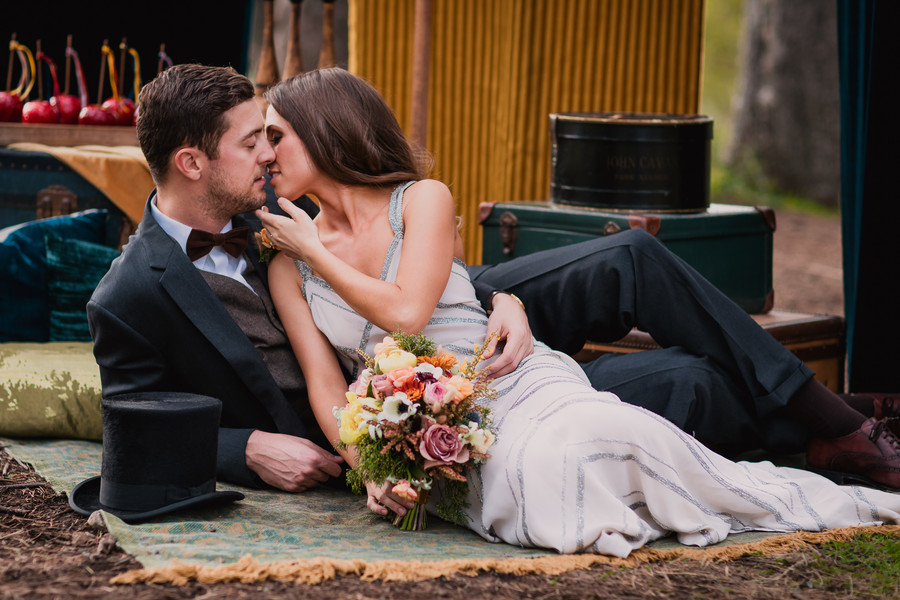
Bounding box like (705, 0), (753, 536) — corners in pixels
(869, 418), (900, 451)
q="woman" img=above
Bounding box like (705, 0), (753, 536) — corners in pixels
(257, 68), (900, 557)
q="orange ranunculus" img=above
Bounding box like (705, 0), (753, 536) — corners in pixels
(418, 352), (458, 373)
(398, 379), (425, 401)
(447, 375), (474, 402)
(388, 366), (417, 388)
(392, 480), (419, 502)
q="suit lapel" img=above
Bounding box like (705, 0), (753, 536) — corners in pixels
(140, 199), (306, 434)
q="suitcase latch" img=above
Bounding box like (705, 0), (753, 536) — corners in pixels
(602, 221), (622, 235)
(499, 211), (518, 255)
(36, 185), (78, 219)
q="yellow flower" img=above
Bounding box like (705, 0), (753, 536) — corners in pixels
(375, 348), (418, 374)
(338, 392), (368, 445)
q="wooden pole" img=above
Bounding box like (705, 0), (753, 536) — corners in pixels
(318, 0), (336, 68)
(117, 38), (127, 97)
(255, 0), (280, 104)
(283, 0), (304, 79)
(64, 34), (73, 95)
(409, 0), (432, 150)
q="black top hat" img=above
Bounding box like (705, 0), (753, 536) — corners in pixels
(69, 392), (244, 523)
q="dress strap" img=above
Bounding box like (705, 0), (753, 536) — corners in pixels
(389, 181), (416, 236)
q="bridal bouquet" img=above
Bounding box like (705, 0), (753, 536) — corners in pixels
(335, 332), (496, 531)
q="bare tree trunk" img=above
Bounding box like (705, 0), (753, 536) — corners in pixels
(728, 0), (840, 206)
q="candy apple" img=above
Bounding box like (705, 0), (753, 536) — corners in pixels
(23, 50), (64, 124)
(101, 96), (135, 125)
(52, 39), (87, 124)
(78, 103), (117, 126)
(77, 42), (118, 126)
(1, 40), (35, 122)
(22, 98), (59, 123)
(51, 93), (81, 124)
(0, 92), (23, 122)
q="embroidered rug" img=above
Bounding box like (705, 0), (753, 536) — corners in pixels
(4, 437), (897, 586)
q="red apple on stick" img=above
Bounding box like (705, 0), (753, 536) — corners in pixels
(51, 37), (86, 124)
(23, 48), (62, 124)
(78, 41), (118, 126)
(98, 40), (135, 126)
(1, 39), (35, 122)
(0, 91), (23, 122)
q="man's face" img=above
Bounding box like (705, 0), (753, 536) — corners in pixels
(203, 99), (275, 220)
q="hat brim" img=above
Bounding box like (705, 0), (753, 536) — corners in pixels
(68, 476), (245, 524)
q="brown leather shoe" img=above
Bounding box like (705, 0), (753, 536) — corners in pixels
(806, 417), (900, 491)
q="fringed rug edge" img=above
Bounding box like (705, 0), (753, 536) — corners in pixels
(110, 524), (900, 586)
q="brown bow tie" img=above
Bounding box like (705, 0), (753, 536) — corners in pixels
(185, 226), (249, 261)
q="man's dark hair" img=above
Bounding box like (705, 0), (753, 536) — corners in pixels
(136, 64), (255, 183)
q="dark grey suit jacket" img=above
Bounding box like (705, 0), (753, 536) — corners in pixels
(87, 196), (313, 487)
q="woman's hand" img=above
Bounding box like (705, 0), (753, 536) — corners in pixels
(481, 292), (535, 378)
(255, 198), (321, 261)
(365, 481), (416, 518)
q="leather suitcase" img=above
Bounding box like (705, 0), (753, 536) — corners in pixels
(478, 201), (775, 314)
(572, 309), (846, 393)
(0, 148), (126, 230)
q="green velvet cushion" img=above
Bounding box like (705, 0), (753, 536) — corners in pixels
(0, 342), (102, 441)
(0, 209), (113, 342)
(44, 233), (120, 342)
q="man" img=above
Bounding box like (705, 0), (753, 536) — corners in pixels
(89, 64), (900, 493)
(89, 64), (342, 490)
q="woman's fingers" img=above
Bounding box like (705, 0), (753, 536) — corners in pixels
(366, 485), (413, 517)
(366, 494), (390, 516)
(277, 196), (304, 217)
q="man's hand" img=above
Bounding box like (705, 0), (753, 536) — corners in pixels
(481, 292), (534, 378)
(245, 430), (344, 492)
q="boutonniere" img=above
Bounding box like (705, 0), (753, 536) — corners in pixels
(255, 228), (279, 263)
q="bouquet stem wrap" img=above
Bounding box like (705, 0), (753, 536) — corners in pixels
(394, 489), (429, 531)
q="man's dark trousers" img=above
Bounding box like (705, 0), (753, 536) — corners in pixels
(468, 228), (813, 455)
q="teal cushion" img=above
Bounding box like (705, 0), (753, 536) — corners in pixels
(0, 209), (114, 342)
(45, 233), (120, 342)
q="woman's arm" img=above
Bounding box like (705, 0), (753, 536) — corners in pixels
(267, 252), (356, 464)
(267, 252), (415, 516)
(259, 180), (457, 335)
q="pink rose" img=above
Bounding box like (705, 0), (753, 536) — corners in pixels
(371, 374), (395, 399)
(420, 424), (469, 469)
(423, 381), (453, 413)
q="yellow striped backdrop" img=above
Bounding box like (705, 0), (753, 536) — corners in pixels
(348, 0), (706, 262)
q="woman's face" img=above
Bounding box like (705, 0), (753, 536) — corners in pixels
(265, 106), (318, 200)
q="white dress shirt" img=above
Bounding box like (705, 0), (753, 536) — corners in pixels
(151, 195), (255, 292)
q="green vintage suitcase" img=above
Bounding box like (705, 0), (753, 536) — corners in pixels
(0, 148), (126, 229)
(478, 201), (775, 314)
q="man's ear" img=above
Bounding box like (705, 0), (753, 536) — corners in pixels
(173, 147), (206, 181)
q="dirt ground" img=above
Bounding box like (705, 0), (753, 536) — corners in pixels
(2, 208), (862, 600)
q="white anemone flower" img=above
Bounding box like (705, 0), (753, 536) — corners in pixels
(415, 362), (443, 380)
(377, 392), (418, 424)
